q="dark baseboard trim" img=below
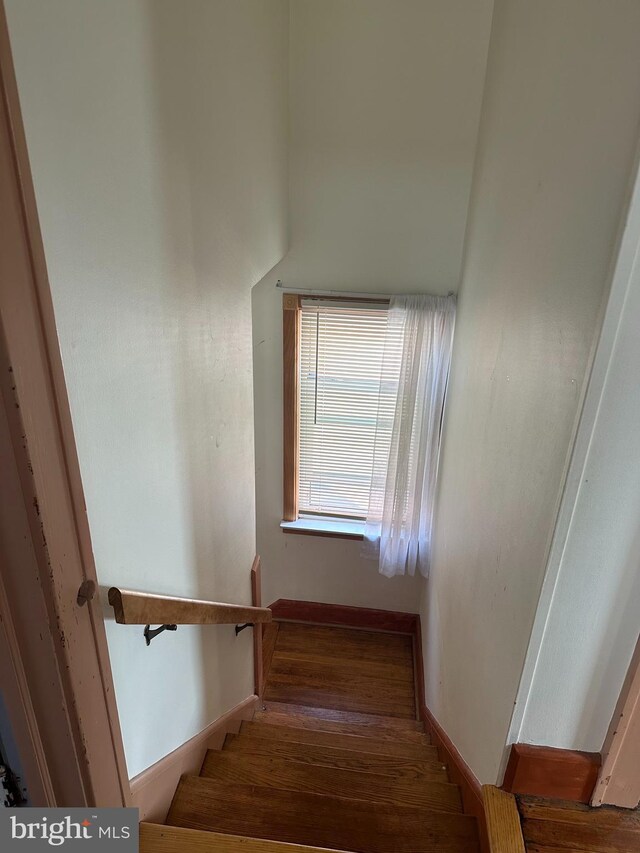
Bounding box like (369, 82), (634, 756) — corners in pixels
(268, 598), (418, 634)
(502, 743), (601, 804)
(421, 704), (489, 853)
(412, 619), (488, 853)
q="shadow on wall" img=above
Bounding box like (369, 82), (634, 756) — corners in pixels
(97, 0), (285, 771)
(143, 0), (288, 750)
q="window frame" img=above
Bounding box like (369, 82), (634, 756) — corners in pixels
(281, 292), (390, 539)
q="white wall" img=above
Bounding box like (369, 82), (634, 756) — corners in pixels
(422, 0), (640, 784)
(6, 0), (288, 778)
(253, 0), (494, 612)
(512, 158), (640, 755)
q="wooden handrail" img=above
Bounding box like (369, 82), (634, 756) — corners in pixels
(108, 587), (272, 626)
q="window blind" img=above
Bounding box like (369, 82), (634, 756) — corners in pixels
(298, 301), (401, 519)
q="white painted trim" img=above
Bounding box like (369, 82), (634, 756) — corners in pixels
(130, 694), (259, 822)
(593, 636), (640, 807)
(501, 147), (640, 780)
(281, 518), (365, 537)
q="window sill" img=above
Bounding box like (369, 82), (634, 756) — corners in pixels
(280, 518), (365, 540)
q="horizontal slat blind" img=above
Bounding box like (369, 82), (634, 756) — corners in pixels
(298, 302), (400, 518)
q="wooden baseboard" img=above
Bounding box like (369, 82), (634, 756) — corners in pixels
(421, 704), (488, 851)
(502, 743), (600, 804)
(269, 599), (418, 634)
(130, 694), (259, 822)
(413, 615), (488, 852)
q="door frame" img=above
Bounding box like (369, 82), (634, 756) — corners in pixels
(0, 2), (129, 807)
(592, 636), (640, 808)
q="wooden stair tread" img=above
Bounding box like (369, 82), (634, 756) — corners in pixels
(518, 798), (640, 830)
(268, 657), (416, 687)
(223, 734), (449, 781)
(167, 777), (480, 853)
(260, 701), (424, 731)
(265, 622), (417, 719)
(238, 720), (436, 758)
(519, 798), (640, 852)
(274, 622), (414, 662)
(256, 706), (427, 742)
(523, 847), (594, 853)
(201, 749), (461, 812)
(140, 823), (350, 853)
(262, 687), (416, 718)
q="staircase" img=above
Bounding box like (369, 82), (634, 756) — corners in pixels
(139, 619), (484, 853)
(141, 703), (478, 852)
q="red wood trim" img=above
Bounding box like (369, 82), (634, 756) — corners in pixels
(250, 555), (264, 698)
(502, 743), (601, 804)
(412, 614), (489, 853)
(422, 704), (489, 853)
(412, 616), (425, 723)
(269, 598), (419, 634)
(282, 294), (300, 522)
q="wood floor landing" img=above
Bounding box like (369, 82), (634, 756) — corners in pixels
(262, 621), (417, 719)
(518, 795), (640, 853)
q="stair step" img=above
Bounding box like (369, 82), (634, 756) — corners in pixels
(167, 777), (479, 853)
(256, 703), (426, 741)
(140, 823), (351, 853)
(201, 749), (461, 812)
(238, 720), (436, 758)
(275, 622), (414, 666)
(519, 798), (640, 851)
(260, 701), (424, 730)
(223, 734), (449, 781)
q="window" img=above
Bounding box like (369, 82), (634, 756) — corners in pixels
(282, 294), (401, 538)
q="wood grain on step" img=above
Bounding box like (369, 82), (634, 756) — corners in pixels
(254, 709), (428, 742)
(140, 823), (352, 853)
(222, 735), (449, 781)
(269, 657), (415, 687)
(275, 622), (414, 662)
(264, 621), (417, 718)
(519, 797), (640, 852)
(263, 687), (416, 718)
(167, 777), (479, 853)
(524, 847), (596, 853)
(238, 720), (435, 758)
(201, 750), (462, 812)
(260, 701), (424, 731)
(272, 645), (414, 668)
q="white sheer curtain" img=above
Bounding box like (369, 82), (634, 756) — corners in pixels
(364, 294), (456, 578)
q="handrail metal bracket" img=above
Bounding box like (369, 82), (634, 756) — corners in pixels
(144, 624), (177, 646)
(235, 622), (254, 635)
